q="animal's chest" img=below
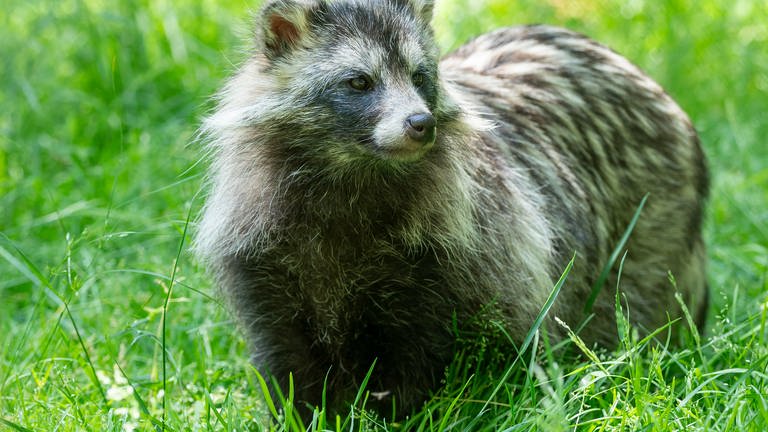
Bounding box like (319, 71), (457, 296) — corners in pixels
(260, 239), (447, 342)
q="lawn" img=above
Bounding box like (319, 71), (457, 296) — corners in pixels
(1, 0), (766, 430)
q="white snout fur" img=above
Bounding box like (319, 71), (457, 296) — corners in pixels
(373, 85), (433, 161)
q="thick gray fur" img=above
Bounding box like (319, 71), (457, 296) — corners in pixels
(195, 0), (708, 416)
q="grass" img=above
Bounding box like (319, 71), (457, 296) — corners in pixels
(1, 0), (766, 430)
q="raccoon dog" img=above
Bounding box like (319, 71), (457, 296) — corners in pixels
(196, 0), (708, 417)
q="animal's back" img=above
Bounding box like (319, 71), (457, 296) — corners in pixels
(441, 25), (709, 345)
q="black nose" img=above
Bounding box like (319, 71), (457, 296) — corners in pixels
(405, 113), (436, 143)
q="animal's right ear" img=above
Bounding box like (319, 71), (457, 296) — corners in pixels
(257, 0), (316, 59)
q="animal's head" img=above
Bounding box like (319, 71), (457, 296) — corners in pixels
(219, 0), (462, 167)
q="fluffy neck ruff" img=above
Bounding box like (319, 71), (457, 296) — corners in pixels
(195, 78), (481, 260)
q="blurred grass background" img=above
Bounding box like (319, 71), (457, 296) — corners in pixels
(1, 0), (766, 430)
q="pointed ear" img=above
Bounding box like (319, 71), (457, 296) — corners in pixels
(408, 0), (434, 23)
(257, 0), (316, 59)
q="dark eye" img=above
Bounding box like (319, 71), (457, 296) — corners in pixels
(348, 75), (373, 91)
(412, 71), (425, 87)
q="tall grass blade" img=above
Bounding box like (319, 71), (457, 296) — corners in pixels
(341, 359), (378, 430)
(114, 361), (164, 432)
(252, 367), (281, 420)
(161, 207), (193, 428)
(478, 255), (574, 415)
(62, 300), (109, 409)
(584, 194), (649, 315)
(0, 418), (34, 432)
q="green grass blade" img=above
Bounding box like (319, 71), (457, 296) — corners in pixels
(161, 207), (193, 428)
(62, 300), (109, 409)
(584, 194), (649, 315)
(0, 236), (48, 287)
(341, 359), (378, 430)
(477, 254), (574, 416)
(203, 387), (229, 429)
(0, 418), (34, 432)
(114, 360), (163, 432)
(437, 375), (473, 431)
(252, 367), (281, 420)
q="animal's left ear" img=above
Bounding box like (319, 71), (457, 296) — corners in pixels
(408, 0), (434, 23)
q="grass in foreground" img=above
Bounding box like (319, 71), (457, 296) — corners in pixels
(1, 0), (767, 430)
